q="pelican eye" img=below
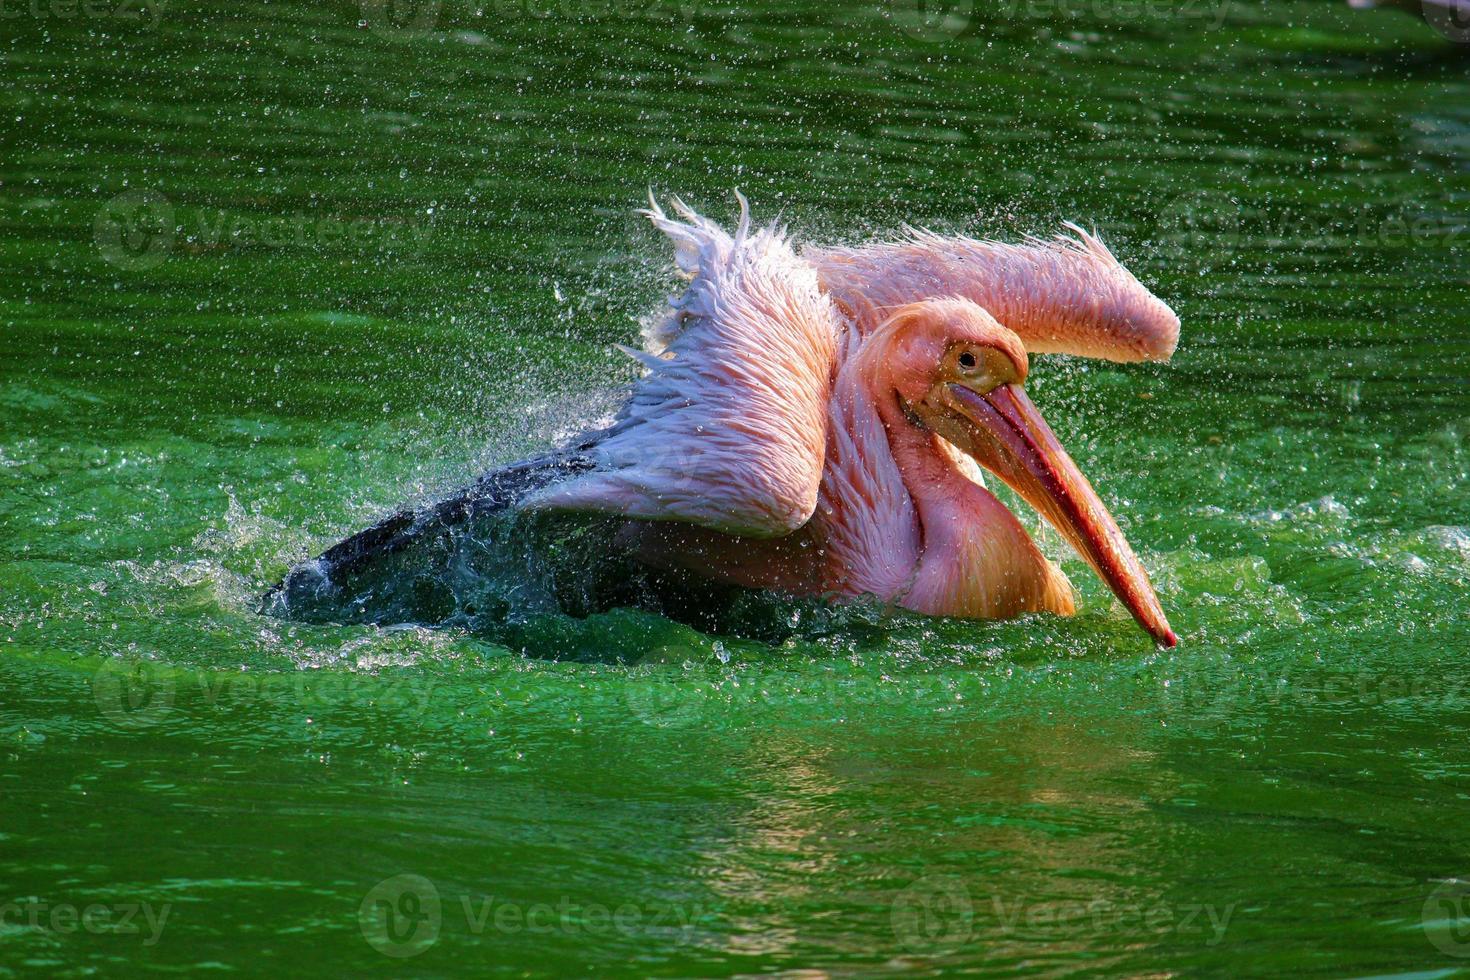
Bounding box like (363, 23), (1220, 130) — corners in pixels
(957, 350), (979, 372)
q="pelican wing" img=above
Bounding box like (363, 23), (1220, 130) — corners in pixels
(524, 194), (841, 538)
(806, 224), (1180, 363)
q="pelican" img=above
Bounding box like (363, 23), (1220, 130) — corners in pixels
(267, 194), (1180, 646)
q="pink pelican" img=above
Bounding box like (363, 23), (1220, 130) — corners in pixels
(269, 194), (1180, 647)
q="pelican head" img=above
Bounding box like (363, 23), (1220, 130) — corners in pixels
(867, 298), (1177, 647)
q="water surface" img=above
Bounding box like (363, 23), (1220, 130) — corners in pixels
(3, 0), (1469, 974)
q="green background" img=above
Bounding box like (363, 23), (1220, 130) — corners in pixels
(2, 0), (1468, 974)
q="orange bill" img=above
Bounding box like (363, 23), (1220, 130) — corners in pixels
(946, 383), (1177, 647)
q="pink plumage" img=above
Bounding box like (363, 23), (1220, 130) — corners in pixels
(525, 194), (1180, 645)
(527, 192), (838, 538)
(807, 223), (1180, 362)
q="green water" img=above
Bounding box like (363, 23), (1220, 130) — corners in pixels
(4, 0), (1470, 974)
